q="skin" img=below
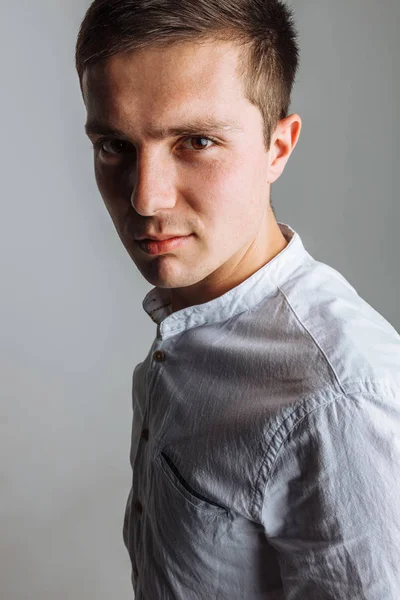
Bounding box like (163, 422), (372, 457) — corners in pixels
(82, 39), (301, 313)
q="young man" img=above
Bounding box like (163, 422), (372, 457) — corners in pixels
(76, 1), (400, 598)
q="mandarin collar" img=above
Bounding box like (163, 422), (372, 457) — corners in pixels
(142, 222), (309, 340)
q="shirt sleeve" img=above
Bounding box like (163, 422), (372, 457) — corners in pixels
(260, 388), (400, 600)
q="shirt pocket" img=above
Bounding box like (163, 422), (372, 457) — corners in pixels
(157, 450), (229, 514)
(144, 450), (233, 596)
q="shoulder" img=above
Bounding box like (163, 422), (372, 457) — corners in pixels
(275, 255), (400, 392)
(249, 256), (400, 518)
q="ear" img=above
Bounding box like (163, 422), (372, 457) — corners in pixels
(267, 114), (302, 184)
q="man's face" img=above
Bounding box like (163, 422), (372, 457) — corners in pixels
(82, 40), (296, 307)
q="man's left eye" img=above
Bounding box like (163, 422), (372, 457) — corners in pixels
(181, 136), (216, 151)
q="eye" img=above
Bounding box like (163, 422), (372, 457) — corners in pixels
(180, 135), (216, 151)
(92, 135), (216, 157)
(94, 138), (133, 156)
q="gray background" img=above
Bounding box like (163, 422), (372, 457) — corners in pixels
(1, 1), (398, 598)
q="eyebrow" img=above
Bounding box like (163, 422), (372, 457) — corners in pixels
(84, 118), (243, 140)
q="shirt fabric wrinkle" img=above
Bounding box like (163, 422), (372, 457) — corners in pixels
(123, 222), (400, 599)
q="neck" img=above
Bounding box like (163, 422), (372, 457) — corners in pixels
(170, 218), (288, 313)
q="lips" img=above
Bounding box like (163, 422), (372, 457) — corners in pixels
(136, 234), (193, 255)
(136, 234), (186, 241)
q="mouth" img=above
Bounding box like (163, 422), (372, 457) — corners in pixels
(136, 234), (188, 241)
(135, 234), (193, 256)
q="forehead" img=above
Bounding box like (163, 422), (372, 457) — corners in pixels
(82, 40), (247, 128)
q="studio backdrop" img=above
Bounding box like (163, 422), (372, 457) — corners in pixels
(1, 1), (398, 598)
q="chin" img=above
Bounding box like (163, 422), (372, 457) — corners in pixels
(131, 259), (198, 289)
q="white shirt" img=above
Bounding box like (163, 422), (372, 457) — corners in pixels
(123, 222), (400, 599)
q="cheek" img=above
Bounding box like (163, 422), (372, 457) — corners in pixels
(94, 161), (131, 217)
(94, 160), (112, 197)
(195, 159), (262, 226)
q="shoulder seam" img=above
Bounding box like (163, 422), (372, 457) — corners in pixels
(277, 284), (346, 395)
(250, 391), (343, 520)
(251, 381), (398, 522)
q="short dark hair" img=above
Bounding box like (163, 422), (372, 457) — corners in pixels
(75, 0), (300, 153)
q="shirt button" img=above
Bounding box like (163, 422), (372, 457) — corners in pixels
(141, 428), (149, 441)
(134, 500), (143, 514)
(153, 350), (166, 362)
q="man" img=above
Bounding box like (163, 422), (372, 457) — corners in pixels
(76, 1), (400, 598)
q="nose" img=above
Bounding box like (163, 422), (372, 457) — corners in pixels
(130, 150), (177, 216)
